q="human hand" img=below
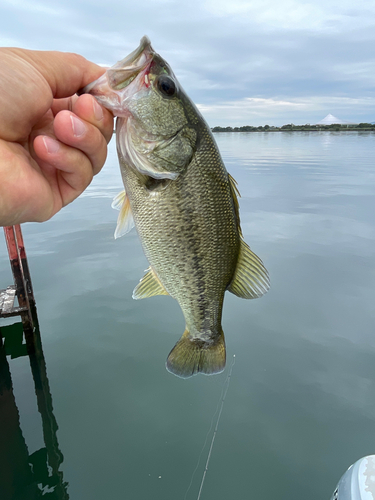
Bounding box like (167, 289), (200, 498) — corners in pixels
(0, 48), (114, 226)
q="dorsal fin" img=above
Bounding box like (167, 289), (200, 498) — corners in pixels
(111, 190), (135, 239)
(228, 173), (242, 237)
(228, 239), (270, 298)
(132, 267), (169, 300)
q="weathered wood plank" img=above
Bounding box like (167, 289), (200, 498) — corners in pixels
(0, 285), (17, 314)
(1, 306), (28, 318)
(0, 289), (5, 310)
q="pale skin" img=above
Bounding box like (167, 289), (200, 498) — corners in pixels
(0, 47), (114, 226)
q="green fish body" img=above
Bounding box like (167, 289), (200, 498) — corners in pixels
(81, 37), (270, 378)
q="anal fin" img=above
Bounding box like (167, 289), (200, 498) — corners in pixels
(132, 267), (169, 300)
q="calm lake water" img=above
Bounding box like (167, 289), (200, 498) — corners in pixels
(1, 131), (375, 499)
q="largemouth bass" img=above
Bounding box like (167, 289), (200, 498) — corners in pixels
(81, 36), (270, 378)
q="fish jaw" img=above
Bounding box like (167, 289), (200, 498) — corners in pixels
(79, 36), (189, 181)
(78, 36), (155, 117)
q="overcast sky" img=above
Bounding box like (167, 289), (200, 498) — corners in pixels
(2, 0), (375, 126)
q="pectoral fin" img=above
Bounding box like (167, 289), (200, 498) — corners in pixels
(111, 190), (126, 211)
(132, 267), (169, 300)
(228, 239), (270, 298)
(111, 190), (135, 239)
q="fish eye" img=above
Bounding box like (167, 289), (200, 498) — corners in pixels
(157, 75), (176, 97)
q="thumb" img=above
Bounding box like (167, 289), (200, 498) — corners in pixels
(10, 48), (105, 98)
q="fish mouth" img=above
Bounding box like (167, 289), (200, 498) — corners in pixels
(77, 36), (155, 114)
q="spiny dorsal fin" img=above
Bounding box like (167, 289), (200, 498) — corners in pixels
(228, 238), (270, 299)
(112, 190), (135, 239)
(228, 173), (242, 237)
(132, 267), (169, 300)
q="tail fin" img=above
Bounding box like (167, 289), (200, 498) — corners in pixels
(166, 329), (226, 379)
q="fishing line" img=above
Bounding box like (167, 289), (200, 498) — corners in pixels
(183, 354), (236, 500)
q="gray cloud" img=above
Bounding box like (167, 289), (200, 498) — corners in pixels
(2, 0), (375, 125)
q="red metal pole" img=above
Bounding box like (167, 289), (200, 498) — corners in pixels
(3, 225), (34, 330)
(14, 225), (34, 302)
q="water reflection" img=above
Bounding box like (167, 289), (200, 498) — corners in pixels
(0, 311), (68, 500)
(1, 132), (374, 499)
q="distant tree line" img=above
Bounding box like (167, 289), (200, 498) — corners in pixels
(211, 123), (375, 132)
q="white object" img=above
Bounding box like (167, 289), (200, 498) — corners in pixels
(331, 455), (375, 500)
(315, 113), (357, 125)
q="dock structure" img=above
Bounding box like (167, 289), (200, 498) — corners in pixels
(0, 225), (69, 498)
(0, 225), (35, 332)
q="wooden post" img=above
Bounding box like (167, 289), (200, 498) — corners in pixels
(2, 225), (34, 331)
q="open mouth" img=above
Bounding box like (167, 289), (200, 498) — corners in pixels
(107, 36), (154, 91)
(78, 36), (154, 96)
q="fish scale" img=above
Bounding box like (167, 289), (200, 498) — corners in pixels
(81, 36), (270, 378)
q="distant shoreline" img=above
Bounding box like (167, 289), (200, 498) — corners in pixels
(211, 124), (375, 132)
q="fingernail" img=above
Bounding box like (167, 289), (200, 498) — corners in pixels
(92, 98), (104, 121)
(70, 115), (86, 137)
(43, 136), (60, 154)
